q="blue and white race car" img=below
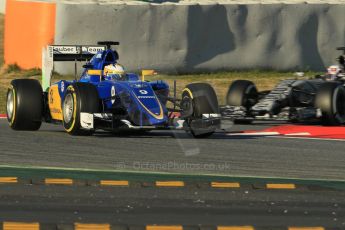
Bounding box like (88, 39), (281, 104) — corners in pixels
(6, 42), (220, 137)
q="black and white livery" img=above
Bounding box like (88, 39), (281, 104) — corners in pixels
(222, 47), (345, 125)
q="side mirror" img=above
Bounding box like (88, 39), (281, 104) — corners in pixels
(83, 63), (94, 69)
(338, 55), (345, 65)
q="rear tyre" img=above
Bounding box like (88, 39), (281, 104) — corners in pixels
(6, 79), (43, 131)
(181, 83), (219, 138)
(226, 80), (258, 124)
(62, 83), (99, 135)
(315, 82), (345, 125)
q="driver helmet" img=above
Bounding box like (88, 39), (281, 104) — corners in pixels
(104, 63), (126, 81)
(325, 65), (343, 81)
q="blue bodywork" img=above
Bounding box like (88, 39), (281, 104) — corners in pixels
(53, 48), (170, 127)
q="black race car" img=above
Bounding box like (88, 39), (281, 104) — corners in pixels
(222, 47), (345, 125)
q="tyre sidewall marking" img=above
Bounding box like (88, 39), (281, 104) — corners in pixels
(182, 88), (194, 99)
(182, 88), (195, 120)
(7, 85), (16, 125)
(182, 89), (194, 111)
(64, 86), (77, 133)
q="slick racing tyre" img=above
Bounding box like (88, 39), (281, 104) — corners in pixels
(226, 80), (258, 108)
(7, 79), (43, 131)
(226, 80), (258, 124)
(62, 83), (99, 135)
(181, 83), (219, 138)
(315, 82), (345, 125)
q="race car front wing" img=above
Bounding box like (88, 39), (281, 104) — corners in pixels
(79, 112), (222, 134)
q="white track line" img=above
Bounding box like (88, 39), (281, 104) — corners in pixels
(227, 131), (345, 142)
(284, 132), (311, 136)
(227, 132), (311, 137)
(270, 135), (345, 142)
(227, 132), (280, 136)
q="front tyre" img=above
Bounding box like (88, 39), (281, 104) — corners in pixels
(226, 80), (258, 108)
(226, 80), (258, 125)
(7, 79), (43, 131)
(315, 82), (345, 125)
(181, 83), (219, 138)
(62, 83), (99, 135)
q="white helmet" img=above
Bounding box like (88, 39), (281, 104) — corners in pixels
(104, 63), (126, 80)
(327, 65), (342, 75)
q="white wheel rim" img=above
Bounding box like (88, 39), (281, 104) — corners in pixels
(6, 90), (14, 120)
(63, 94), (74, 123)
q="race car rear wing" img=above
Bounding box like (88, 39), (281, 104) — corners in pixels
(42, 45), (106, 91)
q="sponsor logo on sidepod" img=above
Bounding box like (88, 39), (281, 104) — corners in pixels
(138, 96), (156, 99)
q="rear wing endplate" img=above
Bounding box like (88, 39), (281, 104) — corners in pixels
(42, 45), (106, 91)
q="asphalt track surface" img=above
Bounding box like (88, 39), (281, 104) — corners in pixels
(1, 119), (345, 181)
(0, 183), (344, 226)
